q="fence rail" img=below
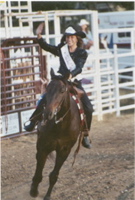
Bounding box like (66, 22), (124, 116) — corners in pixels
(81, 43), (135, 120)
(1, 41), (47, 137)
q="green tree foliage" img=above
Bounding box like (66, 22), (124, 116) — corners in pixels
(32, 2), (77, 11)
(113, 2), (134, 10)
(32, 1), (134, 12)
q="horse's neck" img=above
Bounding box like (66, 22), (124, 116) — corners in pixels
(63, 91), (70, 109)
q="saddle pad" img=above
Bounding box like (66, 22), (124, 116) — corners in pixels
(70, 94), (84, 126)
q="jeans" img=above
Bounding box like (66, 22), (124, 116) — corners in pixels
(75, 80), (94, 130)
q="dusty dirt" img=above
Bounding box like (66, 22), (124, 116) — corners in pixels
(1, 112), (134, 200)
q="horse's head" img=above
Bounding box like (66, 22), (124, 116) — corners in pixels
(44, 69), (69, 121)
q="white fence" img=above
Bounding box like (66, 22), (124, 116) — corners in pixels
(48, 21), (135, 121)
(81, 45), (135, 120)
(40, 11), (135, 121)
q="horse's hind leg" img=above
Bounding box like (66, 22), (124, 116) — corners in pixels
(44, 149), (70, 200)
(30, 148), (48, 197)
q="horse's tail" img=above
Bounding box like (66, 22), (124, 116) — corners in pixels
(72, 131), (84, 166)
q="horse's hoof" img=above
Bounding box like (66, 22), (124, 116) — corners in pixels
(30, 187), (39, 197)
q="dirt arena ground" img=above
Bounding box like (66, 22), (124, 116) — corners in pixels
(1, 112), (134, 200)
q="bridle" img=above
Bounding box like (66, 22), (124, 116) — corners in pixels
(43, 80), (70, 125)
(55, 107), (70, 124)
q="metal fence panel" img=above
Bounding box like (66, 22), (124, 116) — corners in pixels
(1, 41), (46, 137)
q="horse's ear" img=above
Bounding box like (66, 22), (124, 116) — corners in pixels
(50, 68), (55, 79)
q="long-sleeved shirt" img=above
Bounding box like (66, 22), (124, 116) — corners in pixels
(38, 37), (88, 79)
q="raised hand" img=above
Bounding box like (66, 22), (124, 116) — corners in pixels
(36, 22), (45, 38)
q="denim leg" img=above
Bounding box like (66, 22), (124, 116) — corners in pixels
(75, 81), (94, 130)
(36, 93), (46, 107)
(81, 93), (93, 130)
(30, 93), (46, 120)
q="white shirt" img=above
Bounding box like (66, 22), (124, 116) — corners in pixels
(83, 31), (93, 45)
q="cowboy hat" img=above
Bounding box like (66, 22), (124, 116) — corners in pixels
(78, 19), (89, 26)
(64, 26), (86, 38)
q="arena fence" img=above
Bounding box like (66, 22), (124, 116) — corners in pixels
(1, 42), (46, 137)
(82, 43), (135, 120)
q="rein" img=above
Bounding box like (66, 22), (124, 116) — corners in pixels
(55, 107), (70, 124)
(54, 86), (70, 124)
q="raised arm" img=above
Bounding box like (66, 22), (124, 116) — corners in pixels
(37, 37), (59, 56)
(36, 22), (59, 56)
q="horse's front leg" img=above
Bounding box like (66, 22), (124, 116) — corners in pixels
(30, 147), (48, 198)
(44, 149), (71, 200)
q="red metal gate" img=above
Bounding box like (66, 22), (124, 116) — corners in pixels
(1, 38), (46, 138)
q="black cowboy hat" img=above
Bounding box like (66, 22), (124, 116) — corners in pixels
(64, 26), (86, 38)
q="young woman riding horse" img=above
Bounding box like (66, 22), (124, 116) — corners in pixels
(24, 25), (93, 149)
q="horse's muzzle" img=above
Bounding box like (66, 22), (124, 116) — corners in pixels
(44, 107), (58, 121)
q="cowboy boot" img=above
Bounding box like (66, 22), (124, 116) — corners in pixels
(82, 131), (92, 149)
(24, 107), (43, 131)
(24, 120), (36, 132)
(24, 95), (46, 131)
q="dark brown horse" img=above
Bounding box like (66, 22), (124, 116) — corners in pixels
(30, 69), (83, 200)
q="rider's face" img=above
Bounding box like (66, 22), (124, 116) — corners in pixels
(81, 24), (87, 30)
(66, 35), (78, 47)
